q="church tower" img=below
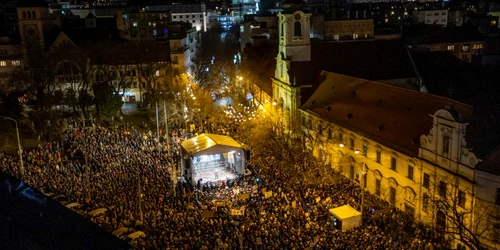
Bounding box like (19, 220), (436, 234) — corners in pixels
(272, 0), (312, 129)
(17, 0), (61, 50)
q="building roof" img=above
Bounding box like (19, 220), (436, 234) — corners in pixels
(0, 173), (131, 250)
(477, 145), (500, 175)
(294, 39), (418, 85)
(301, 71), (473, 156)
(403, 25), (484, 44)
(328, 205), (361, 220)
(181, 133), (243, 156)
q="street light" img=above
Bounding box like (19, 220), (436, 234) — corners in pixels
(354, 149), (360, 154)
(1, 116), (24, 179)
(339, 143), (344, 148)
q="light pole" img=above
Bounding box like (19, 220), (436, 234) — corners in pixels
(1, 116), (24, 179)
(360, 162), (367, 226)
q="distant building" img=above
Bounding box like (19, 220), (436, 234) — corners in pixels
(404, 25), (485, 63)
(146, 2), (207, 32)
(168, 23), (199, 75)
(321, 18), (374, 41)
(116, 10), (172, 41)
(412, 9), (448, 26)
(232, 0), (260, 21)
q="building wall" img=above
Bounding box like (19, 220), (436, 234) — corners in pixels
(419, 41), (484, 63)
(323, 19), (374, 41)
(299, 108), (483, 248)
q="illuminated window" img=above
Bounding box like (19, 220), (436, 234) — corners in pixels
(133, 22), (138, 27)
(473, 44), (483, 50)
(11, 60), (20, 66)
(0, 61), (6, 66)
(492, 20), (497, 26)
(334, 34), (339, 41)
(353, 33), (359, 40)
(155, 70), (160, 76)
(447, 45), (454, 51)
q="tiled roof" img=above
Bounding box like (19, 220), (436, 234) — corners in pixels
(301, 71), (473, 156)
(304, 39), (418, 82)
(403, 25), (484, 44)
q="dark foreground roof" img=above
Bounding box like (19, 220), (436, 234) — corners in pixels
(301, 71), (473, 156)
(0, 173), (131, 250)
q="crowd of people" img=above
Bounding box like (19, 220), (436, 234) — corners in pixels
(0, 116), (450, 249)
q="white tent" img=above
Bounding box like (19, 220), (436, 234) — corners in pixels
(181, 133), (243, 156)
(328, 204), (361, 232)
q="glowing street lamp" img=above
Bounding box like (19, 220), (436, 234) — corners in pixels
(354, 149), (360, 154)
(339, 143), (344, 148)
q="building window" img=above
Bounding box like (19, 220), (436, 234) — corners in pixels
(334, 34), (339, 41)
(447, 45), (454, 51)
(375, 179), (381, 196)
(390, 157), (397, 171)
(408, 165), (414, 180)
(462, 45), (470, 52)
(363, 144), (367, 156)
(423, 194), (429, 212)
(294, 21), (302, 36)
(350, 164), (355, 179)
(350, 138), (354, 149)
(0, 61), (6, 66)
(436, 210), (446, 231)
(423, 173), (430, 188)
(376, 150), (381, 163)
(338, 132), (343, 143)
(179, 15), (183, 18)
(133, 22), (138, 27)
(458, 190), (466, 208)
(327, 129), (332, 140)
(281, 22), (284, 38)
(353, 33), (359, 40)
(173, 16), (177, 19)
(473, 44), (483, 50)
(192, 15), (195, 18)
(439, 181), (447, 198)
(390, 187), (396, 205)
(155, 70), (160, 77)
(443, 135), (450, 158)
(11, 60), (20, 66)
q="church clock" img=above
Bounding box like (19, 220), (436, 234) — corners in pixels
(24, 25), (38, 39)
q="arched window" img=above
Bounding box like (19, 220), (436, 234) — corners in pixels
(32, 11), (36, 19)
(294, 21), (302, 36)
(22, 11), (26, 19)
(27, 11), (31, 18)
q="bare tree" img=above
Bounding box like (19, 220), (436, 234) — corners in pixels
(425, 174), (495, 250)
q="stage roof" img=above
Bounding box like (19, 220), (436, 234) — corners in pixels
(181, 133), (243, 156)
(0, 173), (131, 250)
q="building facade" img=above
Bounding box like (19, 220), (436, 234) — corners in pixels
(147, 3), (207, 32)
(412, 9), (449, 26)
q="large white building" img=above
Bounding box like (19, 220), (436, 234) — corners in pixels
(261, 4), (500, 249)
(147, 3), (207, 32)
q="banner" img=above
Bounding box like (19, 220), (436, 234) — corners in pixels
(264, 191), (273, 199)
(231, 208), (244, 216)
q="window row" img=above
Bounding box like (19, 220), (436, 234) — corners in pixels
(0, 60), (20, 66)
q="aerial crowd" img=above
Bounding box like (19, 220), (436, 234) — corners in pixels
(0, 116), (450, 249)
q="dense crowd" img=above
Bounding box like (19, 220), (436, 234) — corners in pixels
(0, 116), (450, 249)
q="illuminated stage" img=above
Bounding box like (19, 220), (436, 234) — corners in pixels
(181, 134), (245, 185)
(194, 167), (239, 184)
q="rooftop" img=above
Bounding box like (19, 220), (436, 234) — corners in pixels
(403, 25), (484, 44)
(302, 71), (473, 157)
(0, 173), (131, 250)
(290, 39), (418, 87)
